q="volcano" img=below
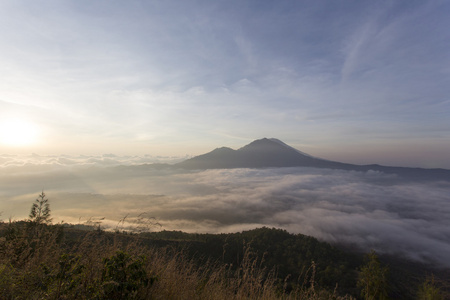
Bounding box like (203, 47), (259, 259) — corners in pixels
(177, 138), (353, 169)
(175, 138), (450, 181)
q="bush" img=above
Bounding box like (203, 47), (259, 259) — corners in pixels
(100, 250), (156, 299)
(418, 276), (443, 300)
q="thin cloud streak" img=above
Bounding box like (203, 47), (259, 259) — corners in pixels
(0, 1), (449, 166)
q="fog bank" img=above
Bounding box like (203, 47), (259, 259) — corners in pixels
(1, 159), (449, 267)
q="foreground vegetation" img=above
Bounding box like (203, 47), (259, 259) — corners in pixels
(0, 192), (447, 299)
(0, 222), (354, 299)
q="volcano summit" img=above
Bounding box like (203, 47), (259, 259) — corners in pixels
(175, 138), (450, 181)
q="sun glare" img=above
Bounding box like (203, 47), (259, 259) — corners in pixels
(0, 118), (39, 147)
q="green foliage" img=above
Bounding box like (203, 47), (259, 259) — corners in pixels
(357, 250), (389, 300)
(51, 254), (85, 298)
(0, 263), (14, 297)
(29, 191), (52, 225)
(100, 250), (155, 299)
(417, 276), (443, 300)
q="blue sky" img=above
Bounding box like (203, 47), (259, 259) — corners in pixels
(0, 0), (449, 168)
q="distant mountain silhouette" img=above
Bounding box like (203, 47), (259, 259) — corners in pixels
(175, 138), (450, 181)
(176, 138), (342, 169)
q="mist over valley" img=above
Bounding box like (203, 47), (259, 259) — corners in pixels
(2, 138), (449, 268)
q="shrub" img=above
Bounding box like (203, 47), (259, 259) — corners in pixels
(418, 276), (443, 300)
(100, 250), (156, 299)
(357, 251), (389, 300)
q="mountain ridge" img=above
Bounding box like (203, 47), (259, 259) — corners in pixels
(174, 138), (450, 181)
(176, 137), (353, 170)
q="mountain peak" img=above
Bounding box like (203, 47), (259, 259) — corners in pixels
(176, 138), (323, 169)
(239, 137), (281, 149)
(173, 139), (450, 180)
(239, 138), (315, 158)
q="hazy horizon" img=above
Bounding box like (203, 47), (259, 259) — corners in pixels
(1, 137), (450, 170)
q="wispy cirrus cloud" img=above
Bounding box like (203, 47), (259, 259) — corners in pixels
(0, 1), (449, 166)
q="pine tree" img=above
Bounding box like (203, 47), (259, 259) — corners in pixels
(29, 191), (52, 224)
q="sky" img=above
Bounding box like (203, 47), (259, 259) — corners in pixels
(0, 0), (450, 168)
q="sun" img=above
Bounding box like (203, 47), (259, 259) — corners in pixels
(0, 118), (39, 147)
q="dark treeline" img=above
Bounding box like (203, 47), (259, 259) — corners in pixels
(140, 228), (449, 299)
(141, 228), (361, 295)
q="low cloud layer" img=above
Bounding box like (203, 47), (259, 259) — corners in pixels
(1, 160), (449, 267)
(0, 153), (187, 168)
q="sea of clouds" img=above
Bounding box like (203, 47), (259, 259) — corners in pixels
(0, 153), (188, 168)
(1, 154), (449, 267)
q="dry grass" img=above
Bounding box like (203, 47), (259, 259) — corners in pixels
(0, 221), (354, 299)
